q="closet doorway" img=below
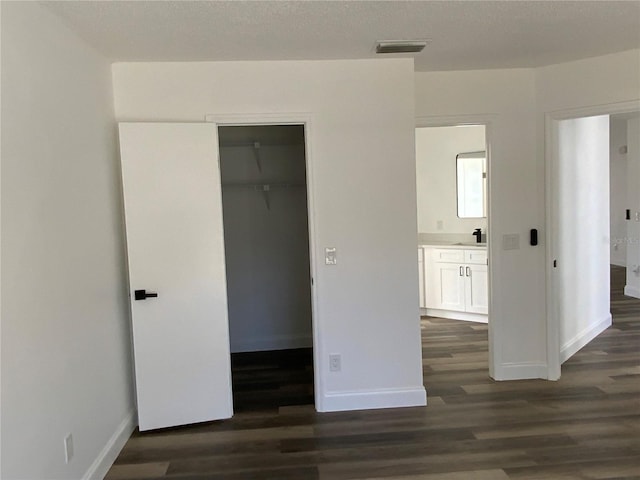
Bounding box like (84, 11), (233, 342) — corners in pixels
(218, 125), (315, 412)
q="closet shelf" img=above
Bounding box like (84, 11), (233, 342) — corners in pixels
(218, 140), (305, 172)
(221, 182), (304, 189)
(221, 182), (305, 210)
(217, 140), (305, 148)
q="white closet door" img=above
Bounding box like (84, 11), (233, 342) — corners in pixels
(119, 123), (233, 431)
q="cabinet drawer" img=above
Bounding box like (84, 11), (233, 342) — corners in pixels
(464, 249), (487, 265)
(432, 248), (465, 263)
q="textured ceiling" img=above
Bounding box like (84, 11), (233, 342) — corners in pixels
(41, 0), (640, 71)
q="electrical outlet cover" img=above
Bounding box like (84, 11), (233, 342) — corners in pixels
(329, 354), (341, 372)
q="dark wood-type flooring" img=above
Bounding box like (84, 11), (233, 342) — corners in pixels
(107, 265), (640, 479)
(231, 348), (314, 413)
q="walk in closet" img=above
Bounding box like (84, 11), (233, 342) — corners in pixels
(218, 125), (314, 411)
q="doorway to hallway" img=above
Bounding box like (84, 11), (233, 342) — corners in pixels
(546, 106), (640, 376)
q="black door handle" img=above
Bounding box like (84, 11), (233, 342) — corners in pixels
(134, 289), (158, 301)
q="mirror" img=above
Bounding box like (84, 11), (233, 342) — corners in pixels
(456, 151), (486, 218)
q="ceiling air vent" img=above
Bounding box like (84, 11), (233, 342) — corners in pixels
(375, 40), (428, 54)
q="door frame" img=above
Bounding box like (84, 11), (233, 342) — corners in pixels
(205, 112), (323, 410)
(415, 114), (497, 378)
(545, 99), (640, 380)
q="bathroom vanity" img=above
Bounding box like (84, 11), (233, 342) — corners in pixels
(418, 243), (488, 323)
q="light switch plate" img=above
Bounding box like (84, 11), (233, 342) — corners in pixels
(502, 234), (520, 250)
(325, 247), (337, 265)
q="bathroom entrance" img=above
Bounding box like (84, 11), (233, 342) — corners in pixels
(415, 123), (491, 375)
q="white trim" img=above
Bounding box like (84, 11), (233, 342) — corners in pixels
(544, 113), (562, 381)
(624, 285), (640, 299)
(205, 112), (313, 125)
(82, 410), (137, 480)
(548, 100), (640, 121)
(415, 114), (498, 379)
(492, 363), (549, 381)
(322, 387), (427, 412)
(545, 99), (640, 381)
(205, 112), (325, 411)
(416, 113), (499, 128)
(230, 334), (313, 353)
(560, 314), (612, 364)
(424, 308), (488, 323)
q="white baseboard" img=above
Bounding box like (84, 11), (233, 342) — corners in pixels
(624, 285), (640, 299)
(492, 362), (548, 381)
(425, 308), (488, 323)
(320, 386), (426, 412)
(82, 409), (137, 480)
(230, 334), (312, 353)
(560, 314), (612, 364)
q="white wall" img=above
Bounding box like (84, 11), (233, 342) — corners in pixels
(415, 69), (545, 379)
(610, 117), (629, 267)
(626, 117), (640, 298)
(1, 3), (134, 479)
(112, 59), (426, 412)
(416, 125), (487, 235)
(535, 50), (640, 114)
(219, 128), (313, 352)
(556, 116), (612, 362)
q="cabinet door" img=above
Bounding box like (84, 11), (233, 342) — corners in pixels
(432, 262), (466, 312)
(418, 248), (426, 309)
(465, 264), (488, 314)
(424, 250), (438, 308)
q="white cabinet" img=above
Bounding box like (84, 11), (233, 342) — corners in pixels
(426, 261), (466, 311)
(465, 263), (488, 314)
(422, 246), (488, 321)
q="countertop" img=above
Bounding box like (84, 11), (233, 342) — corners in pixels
(418, 242), (487, 249)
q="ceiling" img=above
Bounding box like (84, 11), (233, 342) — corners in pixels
(41, 0), (640, 72)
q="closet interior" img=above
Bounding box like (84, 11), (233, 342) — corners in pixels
(218, 125), (314, 412)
